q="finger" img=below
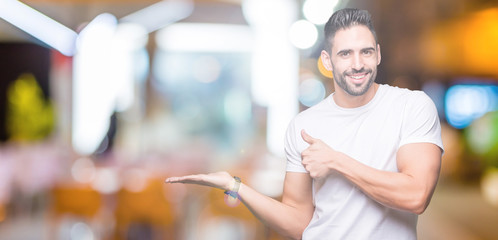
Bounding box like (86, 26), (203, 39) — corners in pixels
(302, 162), (312, 175)
(301, 158), (309, 167)
(301, 129), (316, 144)
(165, 176), (183, 183)
(165, 175), (199, 183)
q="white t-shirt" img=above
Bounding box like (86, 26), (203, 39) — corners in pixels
(284, 84), (444, 240)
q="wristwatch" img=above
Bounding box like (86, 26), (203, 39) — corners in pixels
(224, 176), (241, 199)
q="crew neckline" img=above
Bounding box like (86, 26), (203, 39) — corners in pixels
(327, 84), (386, 112)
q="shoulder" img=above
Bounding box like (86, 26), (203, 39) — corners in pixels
(381, 84), (433, 105)
(382, 86), (439, 122)
(381, 84), (419, 97)
(293, 95), (333, 123)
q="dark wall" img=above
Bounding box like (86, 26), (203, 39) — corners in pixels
(0, 42), (51, 142)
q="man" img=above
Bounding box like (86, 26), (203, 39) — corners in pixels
(166, 8), (443, 240)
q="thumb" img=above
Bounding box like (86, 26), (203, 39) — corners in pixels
(301, 130), (316, 144)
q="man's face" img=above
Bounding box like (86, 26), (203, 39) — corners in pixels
(325, 25), (381, 96)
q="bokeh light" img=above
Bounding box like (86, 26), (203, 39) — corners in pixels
(445, 84), (498, 129)
(91, 168), (120, 194)
(289, 20), (318, 49)
(193, 56), (221, 83)
(481, 167), (498, 207)
(70, 222), (95, 240)
(224, 89), (252, 126)
(466, 112), (498, 156)
(303, 0), (339, 25)
(122, 168), (149, 193)
(71, 157), (96, 184)
(299, 77), (326, 107)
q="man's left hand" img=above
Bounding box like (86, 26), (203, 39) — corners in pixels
(301, 130), (341, 179)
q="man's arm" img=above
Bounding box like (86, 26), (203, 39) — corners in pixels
(301, 130), (441, 214)
(166, 171), (314, 239)
(334, 142), (441, 214)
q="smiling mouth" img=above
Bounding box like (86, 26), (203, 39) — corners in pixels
(348, 73), (368, 84)
(350, 74), (367, 79)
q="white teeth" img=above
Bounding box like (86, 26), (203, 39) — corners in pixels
(350, 75), (366, 79)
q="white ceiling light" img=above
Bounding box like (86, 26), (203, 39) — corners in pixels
(120, 0), (193, 33)
(0, 0), (78, 56)
(156, 23), (253, 52)
(72, 13), (118, 156)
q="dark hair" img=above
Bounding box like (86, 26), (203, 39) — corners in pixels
(323, 8), (377, 52)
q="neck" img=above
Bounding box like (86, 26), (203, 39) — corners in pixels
(333, 83), (379, 108)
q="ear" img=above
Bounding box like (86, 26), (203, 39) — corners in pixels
(320, 50), (333, 71)
(376, 44), (382, 65)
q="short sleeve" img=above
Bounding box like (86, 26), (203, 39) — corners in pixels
(400, 91), (444, 153)
(284, 119), (308, 172)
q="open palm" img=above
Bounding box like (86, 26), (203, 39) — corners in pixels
(165, 171), (234, 191)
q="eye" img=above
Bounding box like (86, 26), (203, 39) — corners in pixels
(362, 49), (374, 56)
(338, 50), (351, 57)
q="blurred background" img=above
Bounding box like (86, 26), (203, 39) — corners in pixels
(0, 0), (497, 239)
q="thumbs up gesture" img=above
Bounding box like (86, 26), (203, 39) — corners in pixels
(301, 130), (339, 179)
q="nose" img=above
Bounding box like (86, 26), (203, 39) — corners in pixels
(352, 53), (364, 71)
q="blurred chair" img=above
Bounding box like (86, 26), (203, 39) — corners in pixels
(51, 185), (102, 217)
(197, 176), (285, 240)
(113, 177), (178, 240)
(49, 184), (104, 239)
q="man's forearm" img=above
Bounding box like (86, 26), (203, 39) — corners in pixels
(166, 171), (314, 239)
(238, 183), (313, 240)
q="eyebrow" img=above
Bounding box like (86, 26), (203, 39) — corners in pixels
(336, 47), (376, 56)
(336, 49), (352, 56)
(361, 47), (376, 52)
